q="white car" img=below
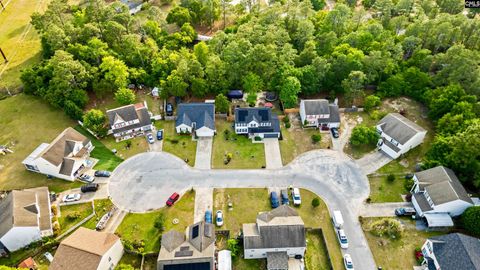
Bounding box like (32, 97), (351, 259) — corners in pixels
(63, 193), (81, 203)
(336, 229), (349, 249)
(216, 210), (224, 226)
(78, 174), (95, 183)
(146, 133), (155, 144)
(343, 254), (354, 269)
(292, 188), (301, 205)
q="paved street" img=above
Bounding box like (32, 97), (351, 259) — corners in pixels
(264, 138), (283, 169)
(356, 150), (393, 175)
(359, 202), (412, 217)
(194, 137), (212, 169)
(108, 150), (376, 270)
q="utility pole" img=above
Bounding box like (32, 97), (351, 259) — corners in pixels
(0, 47), (7, 63)
(0, 0), (4, 10)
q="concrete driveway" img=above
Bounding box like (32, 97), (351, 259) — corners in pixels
(264, 138), (282, 169)
(359, 202), (412, 217)
(194, 137), (213, 169)
(108, 150), (376, 269)
(149, 139), (163, 152)
(193, 187), (213, 223)
(58, 183), (109, 206)
(356, 151), (393, 175)
(331, 115), (352, 152)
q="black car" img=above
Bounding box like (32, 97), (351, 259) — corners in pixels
(280, 189), (289, 205)
(395, 207), (416, 216)
(331, 127), (340, 138)
(81, 183), (99, 193)
(166, 103), (174, 116)
(94, 170), (111, 177)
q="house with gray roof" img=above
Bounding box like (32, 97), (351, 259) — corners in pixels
(299, 99), (340, 130)
(376, 113), (427, 159)
(22, 128), (94, 181)
(106, 102), (153, 142)
(243, 205), (306, 270)
(0, 187), (52, 253)
(157, 221), (215, 270)
(234, 108), (281, 140)
(175, 103), (216, 137)
(411, 166), (473, 228)
(420, 233), (480, 270)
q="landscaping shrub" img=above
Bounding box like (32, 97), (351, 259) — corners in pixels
(51, 205), (58, 216)
(350, 125), (380, 146)
(227, 238), (239, 258)
(170, 139), (179, 144)
(254, 136), (262, 141)
(154, 213), (165, 232)
(223, 129), (230, 140)
(116, 264), (135, 270)
(224, 153), (233, 164)
(125, 140), (132, 149)
(247, 93), (257, 107)
(415, 247), (424, 265)
(66, 212), (81, 221)
(404, 177), (414, 191)
(285, 122), (291, 128)
(369, 110), (387, 121)
(461, 206), (480, 237)
(364, 95), (381, 112)
(369, 218), (403, 239)
(311, 134), (321, 144)
(53, 223), (61, 236)
(311, 197), (320, 207)
(387, 174), (395, 182)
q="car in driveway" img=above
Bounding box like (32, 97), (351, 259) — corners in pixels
(78, 174), (94, 183)
(63, 193), (81, 202)
(216, 210), (223, 226)
(94, 170), (111, 177)
(343, 254), (354, 269)
(280, 189), (289, 205)
(331, 127), (339, 138)
(336, 229), (349, 249)
(146, 133), (155, 144)
(81, 183), (99, 193)
(157, 129), (164, 140)
(292, 188), (301, 205)
(395, 207), (416, 216)
(205, 210), (213, 224)
(166, 103), (173, 116)
(166, 192), (180, 206)
(270, 191), (279, 208)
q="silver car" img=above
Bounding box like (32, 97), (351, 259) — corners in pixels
(63, 193), (81, 203)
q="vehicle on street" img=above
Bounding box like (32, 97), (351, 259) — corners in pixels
(333, 210), (344, 228)
(395, 207), (416, 216)
(166, 103), (174, 116)
(157, 129), (164, 140)
(292, 188), (301, 205)
(205, 210), (213, 223)
(63, 193), (81, 202)
(337, 229), (349, 249)
(280, 189), (289, 205)
(270, 191), (279, 208)
(94, 170), (111, 177)
(78, 174), (95, 183)
(331, 127), (339, 138)
(81, 183), (99, 193)
(146, 133), (155, 144)
(216, 210), (224, 226)
(343, 254), (354, 269)
(166, 192), (180, 206)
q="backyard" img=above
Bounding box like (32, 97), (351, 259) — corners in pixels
(212, 120), (265, 169)
(116, 189), (195, 253)
(155, 121), (197, 167)
(305, 230), (331, 270)
(58, 202), (94, 235)
(279, 125), (330, 165)
(368, 175), (409, 203)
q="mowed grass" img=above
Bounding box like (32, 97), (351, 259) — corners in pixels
(58, 202), (94, 235)
(116, 189), (195, 253)
(305, 230), (331, 270)
(0, 94), (81, 192)
(368, 175), (408, 203)
(155, 121), (197, 166)
(101, 136), (149, 161)
(212, 120), (265, 169)
(279, 126), (330, 165)
(361, 217), (443, 269)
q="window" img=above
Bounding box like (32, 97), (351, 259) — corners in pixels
(108, 257), (112, 262)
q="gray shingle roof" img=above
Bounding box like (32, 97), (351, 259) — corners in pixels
(413, 193), (432, 212)
(267, 252), (288, 270)
(175, 103), (215, 131)
(257, 205), (299, 223)
(382, 137), (401, 153)
(303, 99), (330, 115)
(161, 230), (185, 252)
(428, 233), (480, 270)
(59, 158), (75, 176)
(235, 108), (273, 124)
(377, 113), (426, 144)
(188, 221), (215, 252)
(106, 103), (152, 133)
(39, 128), (90, 167)
(326, 104), (340, 123)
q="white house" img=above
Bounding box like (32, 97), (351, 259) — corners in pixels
(243, 205), (306, 270)
(22, 128), (94, 181)
(106, 102), (153, 142)
(234, 108), (281, 140)
(0, 187), (52, 252)
(175, 103), (216, 137)
(411, 166), (473, 228)
(420, 233), (480, 270)
(299, 99), (340, 129)
(50, 227), (124, 270)
(376, 113), (427, 159)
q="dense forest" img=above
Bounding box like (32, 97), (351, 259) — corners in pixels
(21, 0), (480, 188)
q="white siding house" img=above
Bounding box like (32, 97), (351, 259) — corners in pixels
(299, 99), (340, 129)
(107, 102), (153, 142)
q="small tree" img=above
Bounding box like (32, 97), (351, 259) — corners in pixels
(215, 93), (230, 113)
(369, 218), (403, 239)
(462, 206), (480, 237)
(311, 134), (321, 144)
(364, 95), (381, 112)
(311, 197), (320, 208)
(387, 174), (395, 182)
(154, 213), (165, 233)
(350, 125), (380, 146)
(115, 88), (136, 105)
(247, 93), (257, 107)
(227, 238), (239, 258)
(83, 109), (107, 136)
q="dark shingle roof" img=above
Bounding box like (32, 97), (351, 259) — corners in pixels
(188, 221), (215, 252)
(267, 252), (288, 270)
(377, 113), (426, 144)
(326, 104), (340, 123)
(257, 205), (299, 223)
(161, 230), (185, 252)
(59, 158), (75, 176)
(175, 103), (215, 130)
(303, 99), (330, 115)
(106, 103), (152, 133)
(39, 128), (90, 166)
(413, 193), (433, 212)
(0, 193), (14, 239)
(235, 108), (273, 123)
(428, 233), (480, 270)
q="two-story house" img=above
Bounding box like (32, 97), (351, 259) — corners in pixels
(175, 103), (216, 137)
(420, 233), (480, 270)
(243, 205), (306, 270)
(22, 128), (94, 181)
(234, 108), (281, 140)
(411, 166), (473, 228)
(106, 102), (153, 141)
(376, 113), (427, 159)
(0, 187), (52, 252)
(299, 99), (340, 130)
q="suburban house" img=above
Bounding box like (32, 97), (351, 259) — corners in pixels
(106, 102), (153, 141)
(22, 128), (94, 181)
(376, 113), (427, 159)
(420, 233), (480, 270)
(243, 205), (306, 270)
(299, 99), (340, 129)
(50, 227), (124, 270)
(411, 166), (473, 228)
(175, 103), (216, 137)
(157, 221), (215, 270)
(234, 107), (281, 140)
(0, 187), (52, 252)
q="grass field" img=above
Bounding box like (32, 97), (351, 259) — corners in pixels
(155, 121), (197, 166)
(58, 202), (93, 235)
(368, 175), (409, 203)
(212, 120), (265, 169)
(82, 199), (114, 230)
(116, 189), (195, 253)
(305, 230), (331, 270)
(279, 126), (330, 165)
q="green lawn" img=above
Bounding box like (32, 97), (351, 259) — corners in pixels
(305, 230), (331, 270)
(233, 253), (266, 270)
(58, 202), (94, 235)
(212, 120), (265, 169)
(0, 94), (82, 192)
(116, 189), (195, 253)
(343, 111), (378, 159)
(368, 175), (409, 203)
(361, 217), (443, 270)
(0, 240), (52, 267)
(102, 136), (149, 160)
(116, 253), (142, 270)
(82, 199), (114, 230)
(155, 121), (197, 167)
(279, 126), (330, 165)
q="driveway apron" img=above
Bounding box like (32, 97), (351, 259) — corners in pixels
(194, 137), (213, 169)
(264, 138), (283, 169)
(356, 151), (393, 175)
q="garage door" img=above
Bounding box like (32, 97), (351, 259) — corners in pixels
(164, 262), (211, 270)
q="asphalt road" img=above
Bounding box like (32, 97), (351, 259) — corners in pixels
(108, 150), (376, 270)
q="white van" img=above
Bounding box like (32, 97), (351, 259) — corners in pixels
(333, 210), (344, 228)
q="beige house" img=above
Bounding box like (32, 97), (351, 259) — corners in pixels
(50, 227), (124, 270)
